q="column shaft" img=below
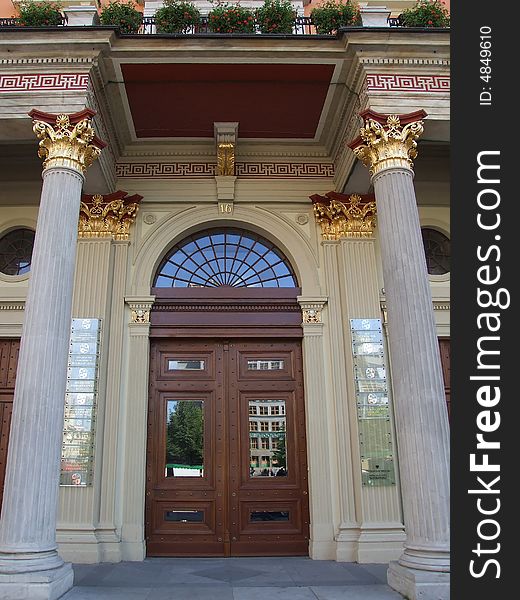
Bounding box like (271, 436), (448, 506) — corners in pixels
(373, 167), (450, 570)
(0, 167), (83, 566)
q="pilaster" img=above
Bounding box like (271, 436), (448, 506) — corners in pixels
(57, 191), (142, 563)
(120, 297), (155, 561)
(312, 191), (404, 562)
(297, 297), (336, 560)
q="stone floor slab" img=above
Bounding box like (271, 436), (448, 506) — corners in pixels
(232, 586), (318, 600)
(144, 586), (234, 600)
(311, 585), (404, 600)
(64, 559), (405, 600)
(62, 586), (152, 599)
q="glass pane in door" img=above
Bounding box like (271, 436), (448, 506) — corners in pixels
(165, 400), (204, 477)
(248, 399), (287, 477)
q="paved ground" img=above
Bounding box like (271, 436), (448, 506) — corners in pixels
(62, 557), (404, 599)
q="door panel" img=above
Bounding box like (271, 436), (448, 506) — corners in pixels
(146, 339), (309, 556)
(147, 341), (225, 556)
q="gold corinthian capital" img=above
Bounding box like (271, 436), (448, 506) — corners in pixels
(79, 191), (143, 240)
(29, 108), (106, 174)
(349, 109), (427, 177)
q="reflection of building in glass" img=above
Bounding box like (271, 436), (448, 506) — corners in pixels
(249, 399), (286, 476)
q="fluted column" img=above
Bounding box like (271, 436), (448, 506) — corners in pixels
(350, 110), (450, 600)
(0, 110), (104, 600)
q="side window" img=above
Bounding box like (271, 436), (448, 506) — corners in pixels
(0, 228), (36, 277)
(421, 227), (450, 275)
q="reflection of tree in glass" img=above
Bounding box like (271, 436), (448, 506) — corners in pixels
(166, 401), (203, 467)
(271, 423), (286, 469)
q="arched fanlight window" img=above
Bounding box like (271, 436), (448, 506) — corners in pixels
(154, 228), (298, 288)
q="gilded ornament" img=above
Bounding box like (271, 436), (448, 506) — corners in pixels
(302, 308), (322, 324)
(30, 110), (103, 174)
(311, 193), (377, 240)
(131, 309), (150, 323)
(217, 142), (235, 176)
(79, 191), (143, 240)
(350, 110), (426, 176)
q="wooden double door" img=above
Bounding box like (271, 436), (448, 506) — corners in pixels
(0, 339), (19, 513)
(146, 338), (309, 556)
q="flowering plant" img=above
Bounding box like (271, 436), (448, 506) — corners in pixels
(16, 1), (64, 27)
(99, 1), (142, 34)
(256, 0), (296, 34)
(400, 0), (450, 28)
(208, 2), (256, 33)
(155, 0), (200, 34)
(310, 0), (361, 35)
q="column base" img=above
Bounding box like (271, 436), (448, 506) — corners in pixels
(387, 561), (450, 600)
(0, 562), (73, 600)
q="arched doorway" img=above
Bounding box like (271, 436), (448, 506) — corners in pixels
(145, 228), (310, 556)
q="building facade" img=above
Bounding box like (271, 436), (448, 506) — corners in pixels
(0, 2), (450, 599)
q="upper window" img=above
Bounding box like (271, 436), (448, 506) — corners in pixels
(154, 228), (297, 288)
(421, 228), (450, 275)
(0, 228), (35, 276)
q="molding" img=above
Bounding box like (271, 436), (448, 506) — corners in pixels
(152, 303), (301, 313)
(116, 162), (334, 179)
(359, 57), (450, 67)
(366, 74), (450, 94)
(0, 300), (25, 311)
(122, 150), (330, 159)
(0, 73), (89, 93)
(0, 58), (95, 66)
(380, 298), (450, 315)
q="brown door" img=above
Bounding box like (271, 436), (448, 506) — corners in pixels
(0, 339), (19, 512)
(146, 338), (309, 556)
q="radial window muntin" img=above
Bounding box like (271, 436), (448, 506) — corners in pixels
(0, 228), (36, 276)
(154, 229), (298, 288)
(421, 227), (450, 276)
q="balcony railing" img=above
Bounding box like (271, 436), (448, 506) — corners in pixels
(141, 15), (320, 35)
(0, 15), (445, 34)
(0, 15), (68, 27)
